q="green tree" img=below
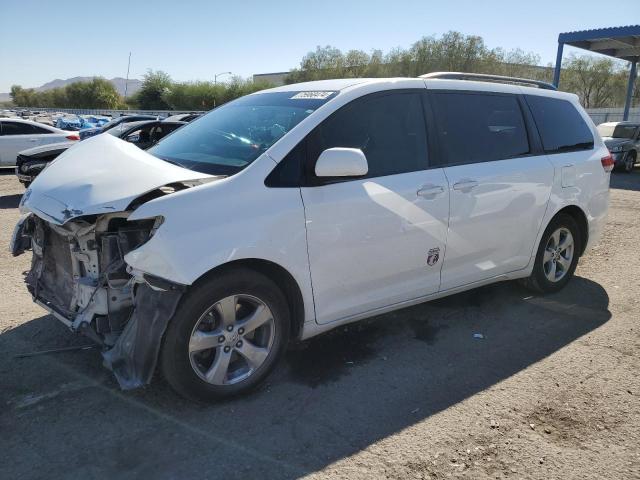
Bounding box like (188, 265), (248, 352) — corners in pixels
(134, 70), (173, 109)
(561, 54), (623, 108)
(162, 77), (273, 110)
(10, 85), (37, 106)
(65, 78), (120, 108)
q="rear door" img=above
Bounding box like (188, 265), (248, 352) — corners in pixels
(300, 90), (450, 324)
(29, 123), (61, 147)
(428, 90), (554, 290)
(0, 121), (41, 166)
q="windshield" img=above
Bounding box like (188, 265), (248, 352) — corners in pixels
(597, 124), (637, 139)
(101, 116), (128, 131)
(148, 91), (337, 175)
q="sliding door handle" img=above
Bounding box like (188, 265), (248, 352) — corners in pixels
(417, 184), (445, 198)
(452, 179), (479, 192)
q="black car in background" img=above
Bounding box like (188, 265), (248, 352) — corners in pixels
(16, 120), (186, 186)
(79, 114), (159, 140)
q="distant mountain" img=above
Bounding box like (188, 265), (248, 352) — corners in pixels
(0, 76), (143, 102)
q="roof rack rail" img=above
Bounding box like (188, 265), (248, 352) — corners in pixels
(419, 72), (557, 91)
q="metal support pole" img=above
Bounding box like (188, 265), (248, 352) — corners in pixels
(623, 60), (637, 121)
(553, 42), (564, 88)
(124, 52), (131, 101)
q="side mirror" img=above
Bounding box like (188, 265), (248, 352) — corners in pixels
(315, 148), (368, 177)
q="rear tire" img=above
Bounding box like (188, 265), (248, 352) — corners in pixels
(522, 213), (581, 294)
(624, 151), (636, 173)
(161, 267), (290, 401)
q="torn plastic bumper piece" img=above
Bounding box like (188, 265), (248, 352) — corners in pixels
(102, 283), (183, 390)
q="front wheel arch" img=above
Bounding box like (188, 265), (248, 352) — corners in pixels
(190, 259), (306, 341)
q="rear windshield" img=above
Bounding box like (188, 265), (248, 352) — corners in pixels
(597, 124), (637, 139)
(148, 91), (337, 175)
(525, 95), (594, 153)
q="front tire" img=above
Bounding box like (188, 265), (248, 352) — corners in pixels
(522, 213), (581, 293)
(161, 267), (290, 401)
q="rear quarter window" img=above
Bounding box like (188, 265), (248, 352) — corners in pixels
(429, 92), (530, 165)
(525, 95), (594, 154)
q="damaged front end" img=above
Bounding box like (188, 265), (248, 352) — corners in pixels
(13, 211), (183, 389)
(11, 134), (218, 389)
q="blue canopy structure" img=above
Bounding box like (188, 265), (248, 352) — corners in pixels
(553, 25), (640, 120)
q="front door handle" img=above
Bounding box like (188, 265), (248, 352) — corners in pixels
(452, 179), (479, 192)
(417, 184), (445, 198)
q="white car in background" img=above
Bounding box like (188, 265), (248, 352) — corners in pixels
(0, 118), (78, 166)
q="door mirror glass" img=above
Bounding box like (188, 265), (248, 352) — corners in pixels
(315, 148), (368, 177)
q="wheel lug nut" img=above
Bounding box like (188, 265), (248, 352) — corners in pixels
(223, 346), (230, 353)
(226, 325), (233, 332)
(218, 335), (225, 343)
(238, 328), (244, 335)
(236, 341), (243, 348)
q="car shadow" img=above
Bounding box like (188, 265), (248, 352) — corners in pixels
(0, 276), (610, 479)
(0, 193), (21, 209)
(610, 169), (640, 191)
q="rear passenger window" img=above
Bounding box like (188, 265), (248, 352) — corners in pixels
(30, 125), (52, 134)
(525, 95), (594, 154)
(308, 92), (428, 179)
(0, 122), (37, 135)
(430, 92), (530, 165)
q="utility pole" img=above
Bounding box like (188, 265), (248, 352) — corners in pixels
(124, 52), (132, 101)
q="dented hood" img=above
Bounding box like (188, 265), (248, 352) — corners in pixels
(20, 134), (214, 224)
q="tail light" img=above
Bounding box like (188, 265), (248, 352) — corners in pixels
(66, 134), (80, 141)
(601, 154), (614, 173)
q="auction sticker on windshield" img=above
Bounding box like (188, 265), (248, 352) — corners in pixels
(291, 91), (336, 100)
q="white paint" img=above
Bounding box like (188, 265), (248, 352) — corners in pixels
(20, 77), (610, 341)
(20, 133), (215, 225)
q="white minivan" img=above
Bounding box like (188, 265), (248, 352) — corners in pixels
(12, 73), (611, 400)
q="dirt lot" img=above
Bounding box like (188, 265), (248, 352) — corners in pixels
(0, 168), (638, 480)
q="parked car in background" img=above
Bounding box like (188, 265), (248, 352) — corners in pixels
(165, 112), (203, 122)
(79, 114), (158, 140)
(596, 121), (639, 173)
(14, 120), (186, 185)
(0, 118), (78, 166)
(12, 74), (610, 401)
(108, 119), (186, 149)
(15, 142), (74, 187)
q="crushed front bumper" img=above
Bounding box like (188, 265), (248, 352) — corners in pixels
(12, 212), (184, 389)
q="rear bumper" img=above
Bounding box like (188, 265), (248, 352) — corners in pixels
(612, 151), (628, 166)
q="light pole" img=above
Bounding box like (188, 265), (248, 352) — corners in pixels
(214, 71), (232, 85)
(213, 72), (232, 107)
(124, 52), (131, 102)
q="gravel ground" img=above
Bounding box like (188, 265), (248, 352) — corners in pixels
(0, 168), (638, 480)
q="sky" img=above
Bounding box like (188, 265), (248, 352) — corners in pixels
(0, 0), (638, 92)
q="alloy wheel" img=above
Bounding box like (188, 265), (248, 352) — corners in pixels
(188, 294), (275, 385)
(543, 227), (574, 283)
